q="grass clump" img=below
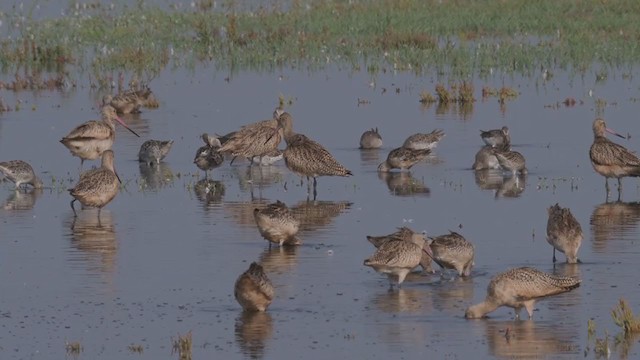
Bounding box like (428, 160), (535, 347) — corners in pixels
(171, 331), (193, 360)
(128, 344), (144, 354)
(611, 298), (640, 335)
(65, 341), (83, 357)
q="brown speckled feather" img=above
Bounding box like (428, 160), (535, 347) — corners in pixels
(402, 129), (445, 150)
(234, 262), (274, 312)
(546, 203), (583, 263)
(253, 200), (301, 246)
(69, 151), (119, 208)
(284, 134), (352, 178)
(378, 147), (430, 172)
(0, 160), (43, 189)
(428, 231), (474, 276)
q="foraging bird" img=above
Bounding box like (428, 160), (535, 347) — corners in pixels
(427, 231), (474, 277)
(68, 150), (120, 218)
(194, 133), (224, 178)
(253, 200), (301, 247)
(472, 145), (503, 170)
(138, 140), (173, 165)
(102, 92), (142, 114)
(464, 267), (581, 319)
(234, 262), (275, 312)
(494, 149), (527, 176)
(366, 227), (434, 273)
(402, 129), (445, 150)
(0, 160), (43, 190)
(364, 234), (427, 289)
(60, 105), (140, 168)
(480, 126), (510, 148)
(359, 128), (383, 149)
(282, 127), (352, 197)
(377, 147), (431, 172)
(546, 203), (583, 264)
(589, 118), (639, 197)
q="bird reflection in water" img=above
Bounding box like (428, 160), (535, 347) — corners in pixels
(482, 319), (580, 359)
(235, 311), (273, 360)
(377, 171), (430, 197)
(138, 162), (174, 191)
(359, 149), (382, 167)
(495, 174), (526, 198)
(258, 246), (299, 276)
(66, 209), (117, 288)
(473, 169), (504, 191)
(370, 288), (433, 314)
(290, 199), (352, 233)
(3, 188), (42, 210)
(193, 179), (225, 209)
(430, 277), (475, 313)
(590, 201), (640, 251)
(232, 165), (284, 199)
(473, 169), (526, 198)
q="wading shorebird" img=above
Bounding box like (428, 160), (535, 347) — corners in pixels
(464, 267), (581, 319)
(218, 109), (286, 165)
(284, 133), (353, 197)
(366, 227), (434, 273)
(427, 231), (475, 277)
(253, 200), (301, 247)
(494, 149), (527, 176)
(194, 133), (224, 178)
(377, 147), (431, 172)
(0, 160), (43, 190)
(359, 128), (383, 149)
(363, 234), (429, 289)
(102, 93), (142, 115)
(589, 118), (639, 198)
(60, 105), (140, 168)
(402, 129), (445, 150)
(472, 145), (505, 170)
(234, 262), (275, 312)
(68, 150), (120, 218)
(546, 203), (583, 264)
(138, 140), (173, 166)
(480, 126), (510, 148)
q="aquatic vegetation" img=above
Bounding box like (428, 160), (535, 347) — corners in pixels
(171, 331), (193, 360)
(128, 344), (144, 354)
(594, 332), (611, 359)
(611, 298), (640, 335)
(1, 0), (640, 79)
(65, 341), (82, 356)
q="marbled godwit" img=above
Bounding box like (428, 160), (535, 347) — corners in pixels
(480, 126), (510, 148)
(377, 147), (431, 172)
(68, 150), (120, 218)
(138, 139), (173, 165)
(250, 149), (283, 166)
(0, 160), (43, 190)
(472, 145), (503, 170)
(359, 128), (383, 149)
(125, 86), (159, 108)
(253, 200), (301, 247)
(102, 93), (142, 114)
(494, 149), (527, 176)
(464, 267), (581, 319)
(283, 132), (352, 197)
(218, 110), (286, 165)
(194, 133), (224, 178)
(234, 262), (274, 312)
(427, 231), (474, 277)
(367, 227), (434, 273)
(60, 105), (140, 168)
(363, 235), (428, 289)
(402, 129), (445, 150)
(546, 203), (583, 264)
(589, 118), (639, 197)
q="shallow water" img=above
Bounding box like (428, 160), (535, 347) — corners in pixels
(1, 65), (640, 359)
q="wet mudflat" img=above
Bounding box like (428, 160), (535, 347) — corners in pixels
(1, 66), (640, 359)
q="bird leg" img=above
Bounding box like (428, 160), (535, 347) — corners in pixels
(605, 178), (610, 195)
(70, 199), (78, 217)
(552, 247), (557, 263)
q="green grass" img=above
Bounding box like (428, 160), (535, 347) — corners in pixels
(2, 0), (640, 79)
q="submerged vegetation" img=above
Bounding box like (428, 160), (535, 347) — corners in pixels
(1, 0), (640, 80)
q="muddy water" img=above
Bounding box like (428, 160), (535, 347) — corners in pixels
(1, 67), (640, 359)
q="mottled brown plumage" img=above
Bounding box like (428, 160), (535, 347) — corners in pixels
(0, 160), (43, 189)
(480, 126), (510, 148)
(234, 262), (275, 312)
(472, 145), (502, 170)
(102, 92), (142, 114)
(590, 118), (640, 197)
(367, 227), (433, 273)
(253, 200), (301, 247)
(359, 127), (383, 149)
(60, 105), (140, 167)
(465, 267), (581, 319)
(283, 131), (352, 197)
(138, 139), (173, 165)
(364, 235), (426, 289)
(377, 147), (431, 172)
(68, 150), (119, 217)
(194, 133), (224, 177)
(494, 149), (527, 175)
(428, 231), (474, 277)
(546, 203), (583, 264)
(218, 110), (286, 165)
(402, 129), (445, 150)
